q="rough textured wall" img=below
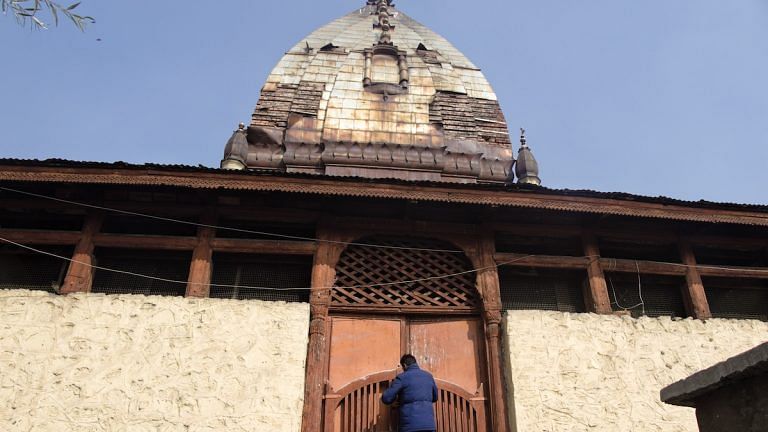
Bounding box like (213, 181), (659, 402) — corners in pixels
(0, 290), (310, 432)
(504, 311), (768, 432)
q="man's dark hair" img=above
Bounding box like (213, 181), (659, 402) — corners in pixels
(400, 354), (417, 368)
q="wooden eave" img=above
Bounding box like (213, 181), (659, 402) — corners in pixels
(1, 164), (768, 227)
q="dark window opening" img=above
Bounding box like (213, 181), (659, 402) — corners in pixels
(606, 272), (687, 318)
(499, 268), (585, 313)
(91, 248), (190, 297)
(214, 219), (315, 241)
(693, 245), (767, 268)
(100, 215), (197, 237)
(598, 238), (681, 263)
(0, 208), (84, 232)
(0, 244), (72, 293)
(210, 253), (311, 302)
(495, 234), (582, 257)
(704, 277), (768, 321)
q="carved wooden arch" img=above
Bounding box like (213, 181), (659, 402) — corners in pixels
(301, 223), (510, 432)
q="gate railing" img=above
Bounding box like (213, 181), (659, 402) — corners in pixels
(324, 370), (486, 432)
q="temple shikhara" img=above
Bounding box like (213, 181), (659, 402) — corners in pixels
(0, 1), (766, 431)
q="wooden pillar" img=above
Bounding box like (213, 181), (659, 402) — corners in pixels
(186, 212), (216, 298)
(475, 232), (511, 432)
(301, 226), (346, 432)
(678, 238), (712, 319)
(61, 212), (104, 294)
(581, 232), (613, 314)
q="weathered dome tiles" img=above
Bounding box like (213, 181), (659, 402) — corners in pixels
(223, 0), (518, 184)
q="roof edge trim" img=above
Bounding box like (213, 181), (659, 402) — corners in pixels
(1, 165), (767, 227)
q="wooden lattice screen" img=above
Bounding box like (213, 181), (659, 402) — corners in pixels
(332, 237), (480, 313)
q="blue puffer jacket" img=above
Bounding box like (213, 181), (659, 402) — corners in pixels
(382, 364), (438, 432)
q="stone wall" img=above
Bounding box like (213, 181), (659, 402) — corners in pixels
(0, 289), (310, 432)
(504, 310), (768, 432)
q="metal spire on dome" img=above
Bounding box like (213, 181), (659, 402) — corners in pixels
(515, 128), (542, 185)
(374, 0), (394, 45)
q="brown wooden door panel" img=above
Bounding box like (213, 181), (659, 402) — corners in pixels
(325, 315), (490, 432)
(409, 318), (486, 394)
(328, 317), (402, 390)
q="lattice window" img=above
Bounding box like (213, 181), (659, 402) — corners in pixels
(0, 244), (72, 293)
(210, 253), (311, 302)
(92, 248), (190, 297)
(606, 273), (687, 318)
(332, 236), (480, 312)
(704, 277), (768, 321)
(499, 268), (585, 313)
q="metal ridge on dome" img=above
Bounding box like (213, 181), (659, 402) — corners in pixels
(221, 2), (525, 185)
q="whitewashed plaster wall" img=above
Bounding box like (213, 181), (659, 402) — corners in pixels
(504, 310), (768, 432)
(0, 289), (310, 432)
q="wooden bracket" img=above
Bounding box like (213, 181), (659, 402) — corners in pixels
(61, 212), (104, 295)
(678, 238), (712, 320)
(581, 232), (613, 314)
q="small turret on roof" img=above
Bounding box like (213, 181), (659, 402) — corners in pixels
(220, 123), (248, 170)
(514, 128), (541, 185)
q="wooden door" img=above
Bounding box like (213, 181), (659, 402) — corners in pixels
(324, 315), (489, 432)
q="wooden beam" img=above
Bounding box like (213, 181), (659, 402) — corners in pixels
(61, 212), (103, 294)
(301, 225), (348, 432)
(697, 265), (768, 280)
(599, 258), (687, 276)
(93, 234), (197, 250)
(495, 252), (768, 280)
(679, 239), (712, 320)
(211, 238), (316, 255)
(492, 222), (768, 250)
(494, 253), (589, 270)
(186, 212), (216, 298)
(0, 229), (80, 245)
(472, 230), (511, 432)
(582, 233), (613, 314)
(0, 227), (316, 256)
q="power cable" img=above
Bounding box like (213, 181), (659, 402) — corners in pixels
(0, 186), (464, 254)
(0, 236), (536, 293)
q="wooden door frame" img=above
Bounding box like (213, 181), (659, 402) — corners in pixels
(300, 220), (511, 432)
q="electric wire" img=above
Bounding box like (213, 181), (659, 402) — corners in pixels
(0, 186), (464, 254)
(0, 236), (536, 293)
(3, 185), (768, 276)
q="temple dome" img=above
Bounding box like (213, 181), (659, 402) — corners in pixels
(223, 0), (516, 184)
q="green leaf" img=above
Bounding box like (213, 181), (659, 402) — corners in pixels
(66, 1), (78, 10)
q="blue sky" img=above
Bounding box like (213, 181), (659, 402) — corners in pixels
(1, 0), (766, 204)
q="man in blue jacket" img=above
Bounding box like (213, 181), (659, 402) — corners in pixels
(382, 354), (439, 432)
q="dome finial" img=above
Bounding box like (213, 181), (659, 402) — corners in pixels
(375, 0), (394, 44)
(515, 127), (541, 186)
